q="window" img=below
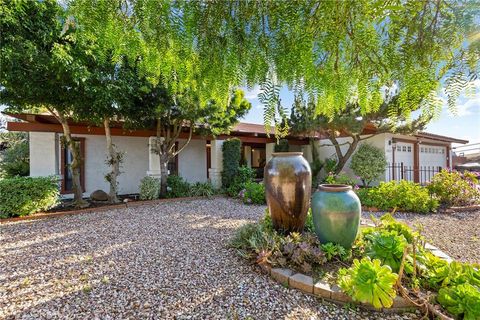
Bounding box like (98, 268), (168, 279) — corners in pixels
(402, 146), (407, 152)
(441, 149), (445, 154)
(61, 138), (85, 194)
(407, 146), (412, 152)
(429, 148), (432, 153)
(397, 146), (401, 152)
(421, 147), (424, 153)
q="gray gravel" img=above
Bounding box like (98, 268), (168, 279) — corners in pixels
(363, 210), (480, 264)
(1, 198), (418, 319)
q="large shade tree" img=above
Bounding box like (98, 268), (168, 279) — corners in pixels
(0, 0), (90, 207)
(289, 94), (432, 175)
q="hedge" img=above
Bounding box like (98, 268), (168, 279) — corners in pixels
(222, 138), (242, 188)
(0, 176), (60, 218)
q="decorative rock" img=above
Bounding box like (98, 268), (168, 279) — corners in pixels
(270, 268), (293, 286)
(90, 190), (109, 201)
(313, 281), (332, 299)
(330, 284), (352, 303)
(289, 273), (314, 294)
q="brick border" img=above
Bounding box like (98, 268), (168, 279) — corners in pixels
(0, 196), (218, 224)
(266, 239), (453, 313)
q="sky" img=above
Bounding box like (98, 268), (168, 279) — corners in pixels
(240, 81), (480, 151)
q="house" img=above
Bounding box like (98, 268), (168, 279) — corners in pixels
(5, 113), (467, 197)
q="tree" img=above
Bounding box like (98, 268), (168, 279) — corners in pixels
(350, 144), (387, 187)
(136, 86), (251, 197)
(289, 94), (431, 175)
(0, 132), (29, 178)
(0, 0), (89, 207)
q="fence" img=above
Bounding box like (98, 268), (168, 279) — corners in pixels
(386, 163), (442, 185)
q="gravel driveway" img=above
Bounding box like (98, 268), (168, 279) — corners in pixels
(1, 198), (420, 319)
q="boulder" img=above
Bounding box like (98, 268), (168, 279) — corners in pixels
(90, 189), (109, 201)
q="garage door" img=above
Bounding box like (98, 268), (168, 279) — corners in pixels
(389, 141), (415, 182)
(419, 145), (447, 168)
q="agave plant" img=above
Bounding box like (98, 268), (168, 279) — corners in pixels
(338, 257), (398, 309)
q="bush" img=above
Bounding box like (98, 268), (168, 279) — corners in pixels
(0, 132), (29, 178)
(190, 182), (216, 197)
(324, 172), (357, 187)
(0, 176), (59, 218)
(357, 180), (438, 213)
(222, 138), (242, 188)
(139, 176), (160, 200)
(274, 139), (289, 152)
(427, 170), (480, 207)
(240, 182), (266, 205)
(167, 175), (191, 198)
(226, 166), (256, 197)
(350, 144), (387, 186)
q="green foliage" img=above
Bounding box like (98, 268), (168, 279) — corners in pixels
(139, 176), (160, 200)
(357, 180), (439, 213)
(427, 169), (480, 207)
(437, 283), (480, 320)
(274, 139), (289, 152)
(350, 144), (387, 186)
(190, 182), (216, 197)
(226, 166), (256, 197)
(338, 257), (398, 309)
(0, 176), (59, 218)
(324, 172), (358, 187)
(241, 182), (266, 205)
(321, 243), (350, 262)
(0, 132), (29, 178)
(304, 208), (315, 233)
(166, 175), (191, 198)
(222, 138), (242, 188)
(324, 158), (338, 175)
(364, 230), (408, 272)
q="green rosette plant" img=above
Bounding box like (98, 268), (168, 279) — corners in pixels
(364, 230), (408, 272)
(338, 257), (398, 309)
(437, 283), (480, 320)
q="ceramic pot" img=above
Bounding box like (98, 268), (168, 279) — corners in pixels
(264, 152), (311, 233)
(311, 184), (361, 248)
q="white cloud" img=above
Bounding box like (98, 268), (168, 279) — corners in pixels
(446, 96), (480, 117)
(244, 86), (262, 100)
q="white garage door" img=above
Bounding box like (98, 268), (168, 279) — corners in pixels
(389, 141), (415, 181)
(419, 145), (447, 168)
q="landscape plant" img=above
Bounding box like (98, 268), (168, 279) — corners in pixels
(222, 138), (242, 188)
(427, 169), (480, 207)
(241, 182), (266, 205)
(139, 176), (160, 200)
(350, 144), (387, 186)
(0, 132), (29, 178)
(190, 182), (216, 198)
(166, 175), (191, 198)
(0, 176), (59, 218)
(226, 166), (256, 197)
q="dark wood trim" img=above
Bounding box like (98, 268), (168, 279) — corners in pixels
(446, 145), (451, 168)
(392, 137), (416, 144)
(7, 122), (311, 144)
(60, 137), (85, 194)
(206, 140), (211, 179)
(413, 142), (420, 183)
(419, 141), (450, 147)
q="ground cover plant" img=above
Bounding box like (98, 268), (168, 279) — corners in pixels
(231, 211), (480, 318)
(427, 170), (480, 207)
(0, 176), (59, 218)
(240, 182), (266, 205)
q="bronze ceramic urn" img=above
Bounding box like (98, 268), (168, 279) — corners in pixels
(264, 152), (312, 233)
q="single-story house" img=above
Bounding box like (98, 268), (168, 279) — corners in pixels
(6, 113), (467, 197)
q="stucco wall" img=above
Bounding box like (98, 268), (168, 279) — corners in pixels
(177, 139), (208, 183)
(29, 132), (59, 177)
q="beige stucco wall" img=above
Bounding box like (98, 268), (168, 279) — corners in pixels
(178, 139), (208, 183)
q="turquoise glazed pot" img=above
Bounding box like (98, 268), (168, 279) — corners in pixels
(311, 184), (361, 248)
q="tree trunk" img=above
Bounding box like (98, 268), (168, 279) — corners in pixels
(328, 134), (360, 175)
(56, 113), (88, 208)
(104, 117), (121, 203)
(159, 154), (169, 197)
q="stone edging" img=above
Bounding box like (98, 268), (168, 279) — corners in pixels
(363, 204), (480, 213)
(0, 196), (217, 224)
(265, 242), (453, 313)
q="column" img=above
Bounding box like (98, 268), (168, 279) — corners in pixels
(266, 142), (275, 161)
(147, 136), (161, 177)
(208, 139), (224, 188)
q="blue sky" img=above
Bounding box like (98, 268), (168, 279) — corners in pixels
(240, 81), (480, 147)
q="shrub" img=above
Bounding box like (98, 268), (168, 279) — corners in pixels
(350, 144), (387, 186)
(167, 175), (191, 198)
(0, 176), (59, 218)
(222, 138), (242, 188)
(427, 170), (480, 207)
(274, 139), (289, 152)
(324, 172), (357, 187)
(0, 132), (29, 178)
(241, 182), (266, 205)
(190, 182), (215, 197)
(139, 176), (160, 200)
(226, 166), (256, 197)
(357, 180), (438, 213)
(338, 257), (398, 309)
(437, 283), (480, 320)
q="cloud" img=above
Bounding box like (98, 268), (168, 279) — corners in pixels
(244, 86), (262, 100)
(254, 104), (264, 110)
(446, 96), (480, 117)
